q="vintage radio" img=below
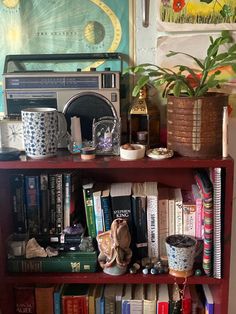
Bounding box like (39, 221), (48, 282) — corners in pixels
(3, 53), (121, 141)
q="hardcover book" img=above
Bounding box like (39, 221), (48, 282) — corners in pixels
(40, 174), (50, 234)
(130, 284), (144, 314)
(122, 284), (132, 314)
(174, 188), (183, 235)
(101, 186), (112, 232)
(95, 285), (105, 314)
(168, 188), (175, 236)
(104, 284), (117, 314)
(143, 284), (156, 314)
(82, 181), (96, 238)
(158, 187), (169, 259)
(93, 183), (106, 235)
(144, 181), (159, 259)
(88, 285), (104, 314)
(35, 284), (55, 314)
(55, 173), (63, 233)
(182, 190), (196, 237)
(62, 284), (89, 314)
(11, 174), (27, 234)
(24, 175), (41, 235)
(54, 284), (65, 314)
(157, 284), (169, 314)
(110, 182), (132, 227)
(7, 251), (97, 273)
(48, 174), (57, 234)
(191, 184), (204, 240)
(202, 284), (214, 314)
(132, 182), (148, 259)
(15, 285), (36, 314)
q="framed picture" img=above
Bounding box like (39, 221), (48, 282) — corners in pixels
(157, 0), (236, 31)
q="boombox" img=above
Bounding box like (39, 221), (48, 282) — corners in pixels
(3, 53), (121, 141)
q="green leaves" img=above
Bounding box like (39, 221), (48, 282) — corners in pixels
(124, 31), (236, 98)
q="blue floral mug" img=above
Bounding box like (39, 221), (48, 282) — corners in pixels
(21, 108), (67, 159)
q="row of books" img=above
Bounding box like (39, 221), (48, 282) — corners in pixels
(15, 283), (214, 314)
(11, 171), (83, 235)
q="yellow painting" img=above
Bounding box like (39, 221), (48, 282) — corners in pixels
(157, 0), (236, 31)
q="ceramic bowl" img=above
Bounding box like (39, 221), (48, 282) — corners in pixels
(120, 144), (145, 160)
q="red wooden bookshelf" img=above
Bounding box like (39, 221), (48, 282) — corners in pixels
(0, 152), (234, 314)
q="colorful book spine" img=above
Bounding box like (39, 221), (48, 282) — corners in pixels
(35, 284), (55, 314)
(24, 175), (41, 235)
(174, 188), (183, 234)
(192, 184), (204, 240)
(93, 190), (104, 235)
(15, 285), (36, 314)
(158, 188), (169, 259)
(11, 174), (27, 234)
(168, 188), (175, 236)
(82, 182), (96, 238)
(182, 190), (196, 237)
(54, 284), (65, 314)
(101, 188), (112, 231)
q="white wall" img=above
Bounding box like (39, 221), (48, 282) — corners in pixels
(135, 2), (236, 312)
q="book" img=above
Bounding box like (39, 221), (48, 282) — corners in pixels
(40, 173), (50, 234)
(110, 182), (132, 227)
(7, 251), (97, 273)
(82, 181), (96, 238)
(101, 186), (112, 231)
(157, 284), (169, 314)
(24, 175), (41, 235)
(115, 284), (124, 314)
(55, 173), (63, 233)
(132, 182), (148, 259)
(182, 190), (196, 237)
(35, 284), (55, 314)
(54, 284), (65, 314)
(62, 284), (89, 314)
(48, 174), (57, 234)
(158, 187), (169, 259)
(202, 284), (214, 314)
(104, 284), (116, 314)
(15, 285), (36, 314)
(95, 285), (105, 314)
(168, 284), (181, 314)
(174, 188), (183, 234)
(122, 284), (132, 314)
(93, 184), (106, 235)
(88, 285), (104, 314)
(189, 285), (204, 314)
(168, 188), (175, 236)
(130, 284), (144, 314)
(10, 174), (27, 234)
(143, 284), (156, 314)
(191, 184), (204, 240)
(182, 285), (192, 314)
(144, 181), (159, 259)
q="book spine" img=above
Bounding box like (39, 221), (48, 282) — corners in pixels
(93, 192), (104, 235)
(157, 303), (169, 314)
(159, 198), (168, 259)
(55, 174), (63, 233)
(54, 284), (63, 314)
(132, 196), (148, 259)
(40, 174), (50, 234)
(168, 198), (175, 236)
(83, 187), (96, 238)
(25, 175), (41, 235)
(146, 195), (159, 258)
(175, 200), (183, 234)
(11, 174), (27, 234)
(101, 196), (112, 231)
(7, 256), (97, 273)
(183, 204), (196, 237)
(195, 198), (203, 239)
(15, 286), (36, 314)
(63, 173), (71, 229)
(63, 296), (88, 314)
(35, 285), (55, 314)
(48, 174), (57, 234)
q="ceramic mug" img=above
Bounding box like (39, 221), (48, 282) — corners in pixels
(21, 108), (67, 159)
(165, 234), (197, 278)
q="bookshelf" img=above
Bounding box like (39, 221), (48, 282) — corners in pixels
(0, 152), (234, 314)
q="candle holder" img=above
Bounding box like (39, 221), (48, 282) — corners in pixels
(92, 116), (120, 155)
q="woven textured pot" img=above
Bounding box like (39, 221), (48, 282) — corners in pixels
(167, 93), (228, 158)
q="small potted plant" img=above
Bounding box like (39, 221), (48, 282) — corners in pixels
(125, 31), (236, 157)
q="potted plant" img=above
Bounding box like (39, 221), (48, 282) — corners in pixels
(125, 31), (236, 157)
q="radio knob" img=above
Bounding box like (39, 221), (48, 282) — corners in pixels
(105, 67), (110, 71)
(90, 67), (96, 71)
(77, 68), (81, 72)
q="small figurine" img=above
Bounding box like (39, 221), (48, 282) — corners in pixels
(97, 218), (132, 275)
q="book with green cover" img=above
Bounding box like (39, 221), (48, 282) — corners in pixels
(82, 182), (96, 238)
(7, 251), (97, 273)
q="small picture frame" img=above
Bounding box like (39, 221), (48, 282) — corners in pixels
(92, 116), (120, 155)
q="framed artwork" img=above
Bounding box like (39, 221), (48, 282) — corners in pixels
(157, 0), (236, 31)
(0, 0), (135, 112)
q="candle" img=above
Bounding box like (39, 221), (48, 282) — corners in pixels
(222, 106), (228, 158)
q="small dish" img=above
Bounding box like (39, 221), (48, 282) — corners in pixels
(120, 144), (145, 160)
(146, 147), (174, 160)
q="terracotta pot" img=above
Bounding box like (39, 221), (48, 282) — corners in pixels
(167, 93), (228, 158)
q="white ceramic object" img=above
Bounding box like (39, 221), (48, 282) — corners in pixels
(120, 144), (145, 160)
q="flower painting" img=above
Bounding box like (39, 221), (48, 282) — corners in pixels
(157, 0), (236, 31)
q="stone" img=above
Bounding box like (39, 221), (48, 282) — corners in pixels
(25, 238), (47, 259)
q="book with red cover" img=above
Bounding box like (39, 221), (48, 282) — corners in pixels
(15, 285), (36, 314)
(62, 284), (89, 314)
(157, 284), (169, 314)
(182, 285), (192, 314)
(35, 284), (55, 314)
